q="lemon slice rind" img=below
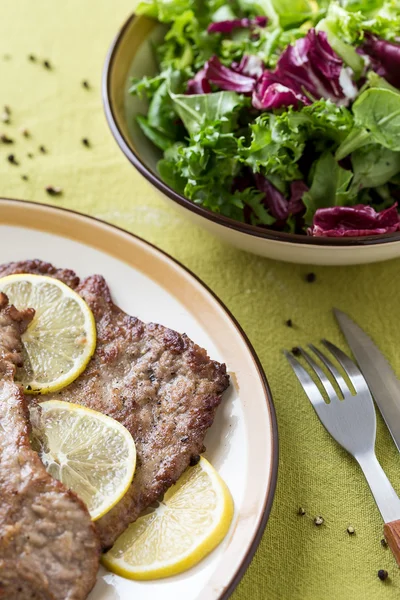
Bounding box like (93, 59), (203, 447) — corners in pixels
(33, 400), (137, 521)
(102, 457), (233, 580)
(0, 273), (96, 394)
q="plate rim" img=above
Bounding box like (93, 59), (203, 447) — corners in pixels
(0, 197), (278, 599)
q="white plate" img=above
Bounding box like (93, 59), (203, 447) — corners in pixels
(0, 198), (278, 600)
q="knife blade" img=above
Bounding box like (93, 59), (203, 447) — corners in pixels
(334, 308), (400, 453)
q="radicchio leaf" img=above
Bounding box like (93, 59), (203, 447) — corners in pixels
(252, 76), (310, 110)
(360, 35), (400, 89)
(309, 203), (400, 237)
(187, 68), (212, 94)
(288, 180), (308, 215)
(205, 55), (255, 93)
(254, 174), (289, 220)
(231, 55), (264, 80)
(252, 29), (357, 110)
(207, 16), (267, 34)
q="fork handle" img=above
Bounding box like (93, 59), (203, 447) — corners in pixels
(384, 521), (400, 567)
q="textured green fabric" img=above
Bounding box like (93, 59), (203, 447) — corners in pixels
(1, 1), (400, 598)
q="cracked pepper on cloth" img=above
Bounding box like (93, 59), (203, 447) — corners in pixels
(0, 0), (400, 597)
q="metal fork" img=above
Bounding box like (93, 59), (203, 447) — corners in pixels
(285, 340), (400, 566)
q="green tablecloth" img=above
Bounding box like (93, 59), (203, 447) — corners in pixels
(1, 1), (400, 597)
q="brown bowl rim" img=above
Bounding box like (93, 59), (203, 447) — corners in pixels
(102, 12), (400, 249)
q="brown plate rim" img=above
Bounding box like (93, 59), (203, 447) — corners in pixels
(102, 13), (400, 249)
(0, 197), (278, 600)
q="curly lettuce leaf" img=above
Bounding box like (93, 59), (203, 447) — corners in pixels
(316, 3), (365, 76)
(137, 0), (198, 22)
(240, 100), (354, 180)
(237, 0), (315, 29)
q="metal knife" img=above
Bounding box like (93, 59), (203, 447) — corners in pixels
(334, 308), (400, 452)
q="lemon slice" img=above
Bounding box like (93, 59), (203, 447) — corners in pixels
(102, 457), (234, 580)
(31, 400), (137, 520)
(0, 273), (96, 394)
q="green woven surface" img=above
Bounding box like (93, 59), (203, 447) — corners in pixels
(1, 1), (400, 597)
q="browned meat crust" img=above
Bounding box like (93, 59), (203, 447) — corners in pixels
(0, 293), (100, 600)
(0, 260), (230, 549)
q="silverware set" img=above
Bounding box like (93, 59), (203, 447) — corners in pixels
(285, 311), (400, 566)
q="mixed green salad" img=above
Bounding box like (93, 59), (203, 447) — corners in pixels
(131, 0), (400, 237)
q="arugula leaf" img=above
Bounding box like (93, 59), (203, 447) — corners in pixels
(336, 88), (400, 158)
(350, 144), (400, 192)
(303, 152), (353, 223)
(366, 71), (400, 94)
(148, 80), (179, 138)
(136, 115), (175, 151)
(169, 90), (244, 135)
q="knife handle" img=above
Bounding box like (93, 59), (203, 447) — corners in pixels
(384, 520), (400, 566)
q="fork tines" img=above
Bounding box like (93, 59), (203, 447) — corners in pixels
(284, 341), (364, 406)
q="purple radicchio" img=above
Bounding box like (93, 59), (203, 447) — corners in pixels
(253, 29), (357, 110)
(254, 175), (307, 220)
(252, 74), (310, 110)
(231, 55), (264, 80)
(204, 55), (256, 93)
(308, 204), (400, 237)
(360, 34), (400, 89)
(207, 16), (267, 34)
(187, 67), (212, 94)
(288, 180), (308, 215)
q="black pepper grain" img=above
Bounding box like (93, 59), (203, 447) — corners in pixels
(0, 134), (13, 144)
(381, 538), (388, 548)
(306, 272), (316, 283)
(347, 526), (355, 535)
(82, 137), (90, 147)
(377, 569), (388, 581)
(7, 154), (18, 165)
(82, 80), (90, 89)
(28, 54), (36, 62)
(27, 152), (33, 159)
(297, 507), (306, 516)
(21, 175), (28, 181)
(45, 185), (62, 196)
(3, 106), (10, 115)
(190, 455), (200, 467)
(314, 516), (324, 526)
(286, 319), (293, 327)
(292, 347), (301, 357)
(43, 60), (51, 69)
(39, 145), (46, 154)
(20, 128), (30, 138)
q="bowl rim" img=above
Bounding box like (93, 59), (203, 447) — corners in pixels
(102, 12), (400, 249)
